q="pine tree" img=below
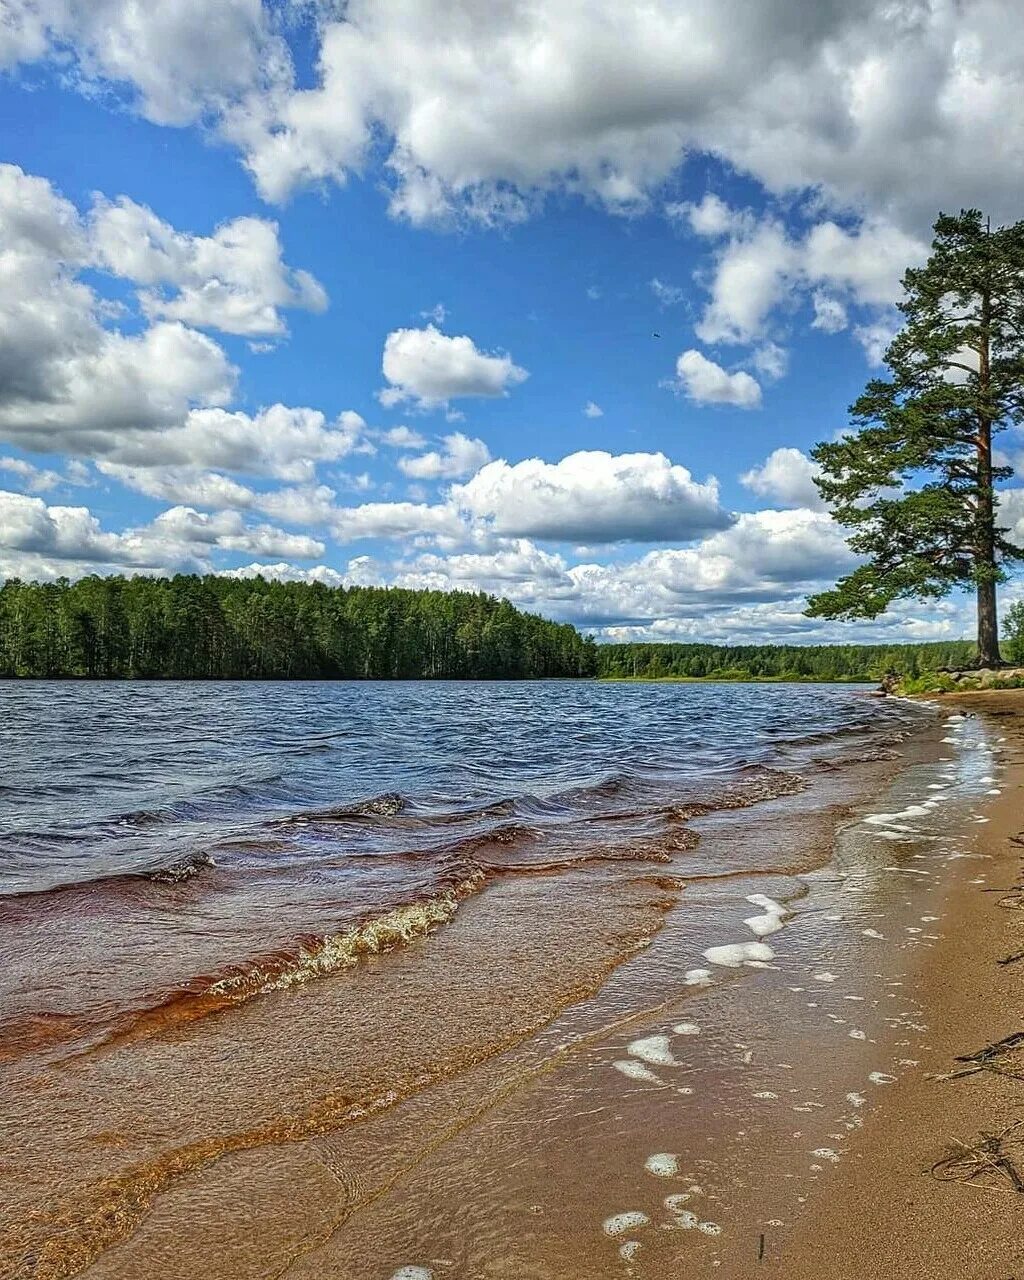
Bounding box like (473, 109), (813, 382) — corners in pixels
(806, 210), (1024, 667)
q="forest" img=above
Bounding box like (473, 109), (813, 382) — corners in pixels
(0, 575), (598, 679)
(0, 574), (982, 682)
(596, 640), (977, 682)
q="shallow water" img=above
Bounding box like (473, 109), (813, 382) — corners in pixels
(0, 680), (944, 1277)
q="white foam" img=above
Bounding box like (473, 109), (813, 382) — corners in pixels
(742, 890), (793, 942)
(664, 1193), (692, 1212)
(671, 1210), (700, 1230)
(645, 1152), (678, 1177)
(698, 1221), (722, 1236)
(814, 971), (838, 983)
(846, 1091), (867, 1108)
(618, 1241), (641, 1262)
(864, 805), (931, 826)
(744, 910), (787, 938)
(703, 941), (775, 968)
(603, 1211), (649, 1237)
(848, 1029), (866, 1040)
(861, 928), (884, 940)
(869, 1071), (896, 1085)
(613, 1060), (663, 1084)
(673, 1022), (701, 1036)
(812, 1148), (841, 1163)
(684, 968), (714, 987)
(628, 1035), (677, 1067)
(391, 1269), (434, 1280)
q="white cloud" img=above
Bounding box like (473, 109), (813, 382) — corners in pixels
(650, 277), (685, 307)
(379, 325), (527, 410)
(0, 456), (64, 492)
(853, 317), (900, 367)
(91, 197), (327, 336)
(752, 342), (788, 382)
(452, 450), (730, 543)
(811, 290), (849, 334)
(740, 448), (824, 510)
(218, 561), (350, 588)
(330, 500), (465, 545)
(7, 1), (1024, 245)
(688, 201), (926, 351)
(583, 401), (604, 418)
(669, 193), (750, 239)
(672, 350), (762, 409)
(0, 488), (323, 582)
(0, 164), (359, 476)
(385, 507), (855, 631)
(397, 432), (491, 480)
(381, 425), (428, 448)
(0, 0), (287, 128)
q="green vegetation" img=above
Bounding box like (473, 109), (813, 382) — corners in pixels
(0, 575), (597, 679)
(1003, 600), (1024, 665)
(807, 210), (1024, 666)
(596, 641), (977, 683)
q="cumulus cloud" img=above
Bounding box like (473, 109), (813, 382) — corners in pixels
(381, 425), (427, 449)
(6, 1), (1024, 245)
(330, 500), (466, 545)
(672, 350), (762, 409)
(583, 401), (603, 418)
(383, 507), (855, 629)
(741, 447), (824, 510)
(91, 197), (327, 336)
(688, 202), (925, 349)
(0, 164), (364, 475)
(451, 450), (730, 543)
(0, 0), (287, 127)
(397, 432), (491, 480)
(0, 488), (321, 583)
(379, 324), (527, 410)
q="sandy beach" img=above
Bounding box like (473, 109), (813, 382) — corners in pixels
(775, 691), (1024, 1279)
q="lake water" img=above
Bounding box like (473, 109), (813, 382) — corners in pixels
(0, 680), (947, 1278)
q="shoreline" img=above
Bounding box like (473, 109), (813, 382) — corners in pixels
(767, 689), (1024, 1277)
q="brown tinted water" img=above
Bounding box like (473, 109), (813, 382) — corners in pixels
(0, 680), (988, 1278)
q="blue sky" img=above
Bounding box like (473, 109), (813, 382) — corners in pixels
(1, 0), (1022, 643)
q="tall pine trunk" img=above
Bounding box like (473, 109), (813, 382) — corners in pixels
(975, 284), (1001, 668)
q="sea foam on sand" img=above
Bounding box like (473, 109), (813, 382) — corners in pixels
(703, 941), (776, 967)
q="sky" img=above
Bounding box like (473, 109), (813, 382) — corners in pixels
(1, 0), (1023, 644)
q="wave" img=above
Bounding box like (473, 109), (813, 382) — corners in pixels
(2, 866), (488, 1065)
(207, 866), (485, 999)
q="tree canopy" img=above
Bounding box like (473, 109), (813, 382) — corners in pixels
(0, 575), (598, 680)
(806, 210), (1024, 665)
(596, 640), (975, 682)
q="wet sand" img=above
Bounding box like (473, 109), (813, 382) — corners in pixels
(776, 691), (1024, 1279)
(3, 691), (1022, 1278)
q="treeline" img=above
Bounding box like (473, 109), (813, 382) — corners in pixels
(0, 575), (598, 679)
(596, 641), (977, 682)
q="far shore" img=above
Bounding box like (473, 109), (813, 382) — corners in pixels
(599, 674), (876, 684)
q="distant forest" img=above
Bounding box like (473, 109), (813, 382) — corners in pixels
(0, 574), (979, 682)
(0, 575), (597, 679)
(596, 641), (977, 682)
